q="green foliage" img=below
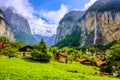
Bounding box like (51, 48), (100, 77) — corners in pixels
(51, 47), (59, 54)
(30, 39), (52, 62)
(106, 41), (120, 73)
(55, 31), (81, 48)
(0, 46), (19, 58)
(0, 58), (117, 80)
(68, 54), (74, 63)
(80, 54), (92, 60)
(0, 36), (10, 43)
(106, 42), (120, 66)
(39, 39), (47, 53)
(95, 41), (118, 50)
(30, 49), (51, 62)
(10, 40), (24, 49)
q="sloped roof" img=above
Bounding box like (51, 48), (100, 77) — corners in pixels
(58, 53), (68, 57)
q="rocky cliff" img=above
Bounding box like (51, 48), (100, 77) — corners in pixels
(2, 7), (37, 45)
(0, 9), (15, 41)
(55, 11), (85, 43)
(55, 0), (120, 48)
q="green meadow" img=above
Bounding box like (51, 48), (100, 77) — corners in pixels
(0, 58), (119, 80)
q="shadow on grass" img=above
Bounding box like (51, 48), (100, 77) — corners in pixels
(21, 57), (50, 64)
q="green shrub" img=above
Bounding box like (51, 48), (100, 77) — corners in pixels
(0, 36), (10, 43)
(106, 41), (120, 73)
(1, 46), (19, 58)
(80, 54), (92, 60)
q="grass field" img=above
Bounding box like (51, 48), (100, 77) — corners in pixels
(0, 58), (119, 80)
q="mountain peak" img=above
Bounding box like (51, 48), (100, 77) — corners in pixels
(88, 0), (120, 12)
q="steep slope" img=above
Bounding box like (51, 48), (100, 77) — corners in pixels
(0, 9), (15, 41)
(56, 0), (120, 48)
(2, 7), (37, 45)
(55, 11), (85, 43)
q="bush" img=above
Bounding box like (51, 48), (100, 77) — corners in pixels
(1, 46), (19, 58)
(80, 54), (92, 60)
(0, 36), (10, 43)
(106, 41), (120, 74)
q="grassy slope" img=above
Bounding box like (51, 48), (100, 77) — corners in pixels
(0, 58), (119, 80)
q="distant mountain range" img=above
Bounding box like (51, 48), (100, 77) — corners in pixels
(34, 34), (56, 46)
(55, 0), (120, 48)
(0, 7), (55, 46)
(0, 7), (37, 45)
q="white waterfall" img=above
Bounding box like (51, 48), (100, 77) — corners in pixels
(93, 13), (97, 45)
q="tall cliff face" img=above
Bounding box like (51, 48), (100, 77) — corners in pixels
(77, 11), (120, 47)
(55, 11), (85, 43)
(2, 7), (37, 45)
(0, 9), (15, 41)
(56, 0), (120, 47)
(3, 7), (31, 34)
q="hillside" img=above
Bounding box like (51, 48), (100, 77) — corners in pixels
(0, 58), (118, 80)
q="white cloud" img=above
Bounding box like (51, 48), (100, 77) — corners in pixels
(0, 0), (34, 19)
(40, 4), (68, 24)
(0, 0), (68, 37)
(84, 0), (97, 10)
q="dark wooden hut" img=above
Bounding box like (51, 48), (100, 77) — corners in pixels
(19, 45), (33, 56)
(54, 52), (68, 63)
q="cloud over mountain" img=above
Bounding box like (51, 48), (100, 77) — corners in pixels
(0, 0), (68, 37)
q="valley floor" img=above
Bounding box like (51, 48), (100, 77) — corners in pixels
(0, 58), (119, 80)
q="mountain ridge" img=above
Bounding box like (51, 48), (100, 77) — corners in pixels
(1, 7), (37, 45)
(55, 0), (120, 48)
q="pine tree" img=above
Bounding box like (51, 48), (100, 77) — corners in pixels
(39, 39), (47, 53)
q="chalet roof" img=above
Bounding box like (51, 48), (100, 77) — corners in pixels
(19, 45), (33, 52)
(96, 61), (106, 67)
(80, 58), (87, 62)
(57, 53), (68, 57)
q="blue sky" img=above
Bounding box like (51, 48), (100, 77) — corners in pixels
(29, 0), (89, 11)
(0, 0), (97, 36)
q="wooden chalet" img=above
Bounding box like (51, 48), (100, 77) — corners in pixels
(0, 42), (11, 52)
(19, 45), (33, 56)
(80, 58), (95, 66)
(95, 58), (106, 67)
(54, 52), (68, 63)
(80, 57), (106, 67)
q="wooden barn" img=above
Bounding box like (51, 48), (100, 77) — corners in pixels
(19, 45), (33, 57)
(53, 52), (68, 63)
